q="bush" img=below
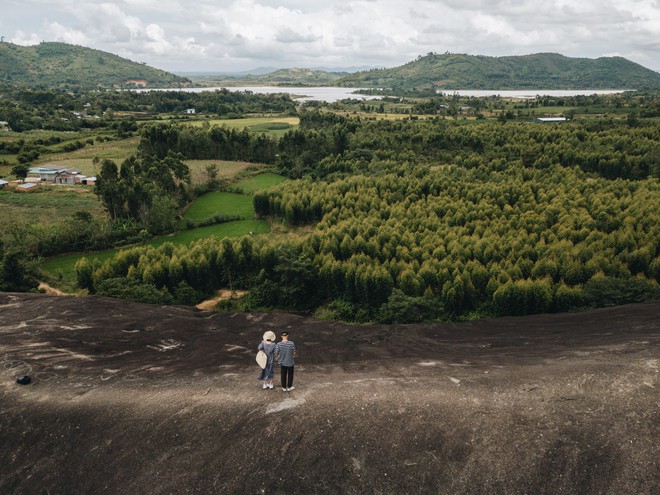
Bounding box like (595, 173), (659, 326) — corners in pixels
(583, 275), (660, 307)
(316, 299), (370, 323)
(94, 277), (173, 304)
(377, 289), (444, 323)
(74, 257), (95, 293)
(173, 281), (203, 305)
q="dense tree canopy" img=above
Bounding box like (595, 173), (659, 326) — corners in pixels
(81, 108), (660, 322)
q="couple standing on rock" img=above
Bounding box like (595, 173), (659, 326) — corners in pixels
(258, 331), (297, 392)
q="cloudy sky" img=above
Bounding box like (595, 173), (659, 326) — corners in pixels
(2, 0), (660, 74)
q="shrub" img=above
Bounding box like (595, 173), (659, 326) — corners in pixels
(377, 289), (443, 323)
(316, 299), (370, 323)
(583, 275), (660, 307)
(173, 281), (202, 305)
(94, 277), (173, 304)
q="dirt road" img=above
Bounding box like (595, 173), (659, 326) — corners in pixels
(0, 292), (657, 494)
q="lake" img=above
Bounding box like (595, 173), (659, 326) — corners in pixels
(137, 86), (381, 102)
(137, 86), (627, 102)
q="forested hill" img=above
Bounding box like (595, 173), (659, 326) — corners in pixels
(337, 53), (660, 92)
(0, 41), (190, 89)
(195, 68), (348, 86)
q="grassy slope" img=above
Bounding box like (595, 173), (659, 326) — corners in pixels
(0, 42), (189, 88)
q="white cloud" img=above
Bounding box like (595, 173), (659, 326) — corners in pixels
(2, 0), (659, 72)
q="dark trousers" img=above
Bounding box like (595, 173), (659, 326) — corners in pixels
(281, 365), (294, 388)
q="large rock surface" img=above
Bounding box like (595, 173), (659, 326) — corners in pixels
(0, 292), (657, 494)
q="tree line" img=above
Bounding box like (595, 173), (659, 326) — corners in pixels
(137, 111), (659, 181)
(0, 85), (296, 132)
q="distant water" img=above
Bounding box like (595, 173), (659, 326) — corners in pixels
(441, 89), (628, 98)
(136, 86), (380, 102)
(136, 86), (627, 102)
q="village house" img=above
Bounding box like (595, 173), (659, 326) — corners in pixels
(0, 179), (9, 190)
(27, 165), (90, 185)
(54, 171), (86, 185)
(185, 108), (196, 114)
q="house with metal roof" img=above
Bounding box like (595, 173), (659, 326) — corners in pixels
(28, 165), (82, 182)
(536, 117), (567, 123)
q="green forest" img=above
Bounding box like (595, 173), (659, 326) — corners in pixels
(68, 99), (659, 322)
(338, 52), (660, 93)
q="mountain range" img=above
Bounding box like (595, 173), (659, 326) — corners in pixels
(2, 41), (659, 91)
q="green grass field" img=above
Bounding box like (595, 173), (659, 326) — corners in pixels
(186, 116), (299, 137)
(180, 192), (255, 224)
(232, 172), (286, 194)
(39, 172), (287, 290)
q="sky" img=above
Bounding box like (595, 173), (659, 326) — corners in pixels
(2, 0), (660, 74)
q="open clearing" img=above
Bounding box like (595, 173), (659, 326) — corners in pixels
(0, 293), (657, 494)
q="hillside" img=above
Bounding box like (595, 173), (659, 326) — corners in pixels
(337, 52), (660, 91)
(0, 292), (658, 494)
(190, 67), (348, 86)
(0, 41), (190, 88)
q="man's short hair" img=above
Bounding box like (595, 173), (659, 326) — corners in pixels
(280, 331), (289, 336)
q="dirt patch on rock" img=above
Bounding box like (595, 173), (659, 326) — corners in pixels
(37, 282), (67, 295)
(0, 292), (657, 494)
(195, 289), (248, 310)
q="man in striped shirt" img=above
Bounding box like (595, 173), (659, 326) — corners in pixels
(275, 331), (297, 392)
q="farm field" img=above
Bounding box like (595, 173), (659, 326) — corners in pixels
(0, 186), (105, 225)
(0, 162), (268, 226)
(186, 116), (299, 136)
